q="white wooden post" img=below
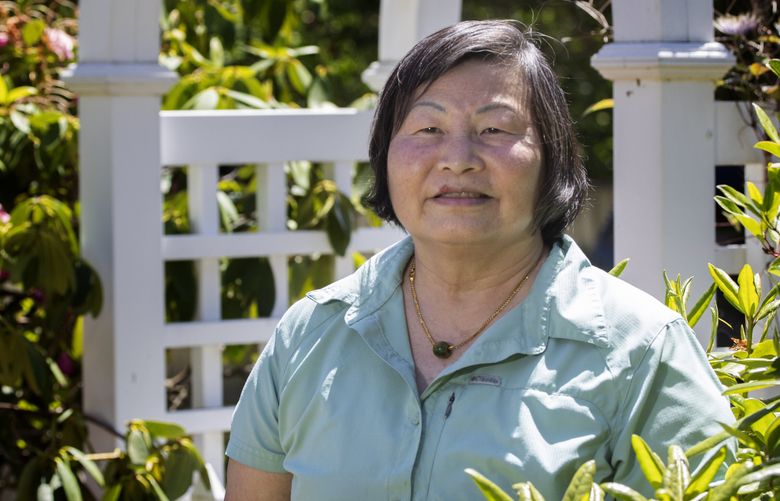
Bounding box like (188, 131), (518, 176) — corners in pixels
(591, 0), (733, 344)
(188, 164), (225, 483)
(362, 0), (462, 91)
(62, 0), (176, 451)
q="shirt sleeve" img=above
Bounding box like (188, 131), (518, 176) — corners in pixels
(225, 329), (288, 473)
(608, 318), (735, 492)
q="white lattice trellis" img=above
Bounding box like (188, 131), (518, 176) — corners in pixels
(159, 108), (405, 482)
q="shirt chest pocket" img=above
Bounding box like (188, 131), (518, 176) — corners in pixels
(427, 383), (612, 497)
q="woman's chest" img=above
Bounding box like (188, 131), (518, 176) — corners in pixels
(277, 338), (615, 500)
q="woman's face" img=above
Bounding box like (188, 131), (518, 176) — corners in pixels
(387, 59), (544, 251)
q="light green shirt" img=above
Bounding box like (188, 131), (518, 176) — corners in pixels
(227, 236), (734, 499)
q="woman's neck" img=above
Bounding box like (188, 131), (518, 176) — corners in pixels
(409, 236), (548, 301)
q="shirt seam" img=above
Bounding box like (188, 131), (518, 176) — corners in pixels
(607, 318), (676, 456)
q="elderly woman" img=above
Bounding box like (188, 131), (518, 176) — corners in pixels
(225, 20), (733, 500)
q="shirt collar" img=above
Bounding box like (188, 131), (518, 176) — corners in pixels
(306, 235), (609, 352)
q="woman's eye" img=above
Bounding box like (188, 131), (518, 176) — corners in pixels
(482, 127), (503, 135)
(418, 127), (440, 134)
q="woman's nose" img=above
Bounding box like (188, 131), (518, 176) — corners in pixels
(435, 134), (483, 173)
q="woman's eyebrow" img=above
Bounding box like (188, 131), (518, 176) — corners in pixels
(476, 102), (518, 115)
(410, 100), (445, 112)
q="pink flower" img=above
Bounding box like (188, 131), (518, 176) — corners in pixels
(0, 32), (9, 49)
(44, 27), (74, 61)
(0, 205), (9, 224)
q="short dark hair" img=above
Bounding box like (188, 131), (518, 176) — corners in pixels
(365, 19), (588, 245)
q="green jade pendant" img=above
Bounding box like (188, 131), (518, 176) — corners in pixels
(433, 341), (453, 358)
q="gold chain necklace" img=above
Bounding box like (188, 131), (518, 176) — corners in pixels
(408, 256), (539, 359)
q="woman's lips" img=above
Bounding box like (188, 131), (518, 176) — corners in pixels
(432, 190), (491, 205)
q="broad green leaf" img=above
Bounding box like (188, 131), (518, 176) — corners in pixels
(464, 469), (514, 501)
(746, 181), (763, 204)
(10, 109), (31, 134)
(141, 420), (187, 440)
(630, 435), (664, 489)
(756, 298), (780, 321)
(222, 89), (269, 109)
(22, 19), (46, 46)
(765, 415), (780, 456)
(286, 59), (312, 95)
(753, 102), (780, 143)
(684, 446), (726, 496)
(708, 264), (742, 313)
(754, 140), (780, 158)
(216, 191), (240, 232)
(0, 77), (7, 103)
(582, 98), (614, 116)
(562, 460), (596, 501)
(714, 195), (743, 216)
(54, 457), (82, 501)
(737, 264), (759, 316)
(706, 461), (754, 500)
(127, 428), (150, 465)
(768, 59), (780, 77)
(717, 184), (750, 207)
(734, 214), (762, 237)
(750, 338), (778, 357)
(608, 258), (629, 277)
(161, 448), (198, 499)
(7, 86), (38, 104)
(722, 378), (780, 394)
(688, 283), (716, 328)
(599, 483), (648, 501)
(288, 45), (320, 57)
(184, 88), (220, 110)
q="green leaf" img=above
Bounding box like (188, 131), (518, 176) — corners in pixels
(599, 483), (648, 501)
(142, 420), (187, 440)
(22, 19), (46, 46)
(714, 195), (743, 216)
(746, 181), (763, 204)
(662, 445), (689, 500)
(209, 36), (224, 67)
(216, 191), (240, 232)
(582, 98), (613, 116)
(708, 264), (742, 313)
(7, 86), (38, 105)
(10, 109), (31, 134)
(325, 195), (353, 256)
(754, 140), (780, 157)
(0, 77), (7, 103)
(630, 435), (664, 489)
(465, 469), (514, 501)
(562, 460), (596, 501)
(144, 473), (170, 501)
(102, 484), (121, 501)
(512, 482), (546, 501)
(684, 446), (726, 496)
(286, 59), (312, 95)
(722, 378), (780, 394)
(707, 461), (755, 500)
(734, 214), (762, 237)
(608, 258), (629, 277)
(768, 59), (780, 77)
(161, 448), (198, 499)
(737, 263), (759, 317)
(753, 102), (780, 142)
(685, 430), (731, 458)
(717, 184), (750, 207)
(54, 457), (82, 501)
(127, 428), (151, 465)
(688, 283), (716, 328)
(63, 447), (104, 486)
